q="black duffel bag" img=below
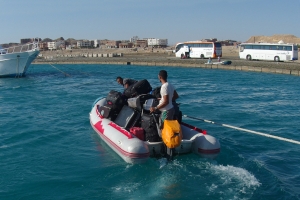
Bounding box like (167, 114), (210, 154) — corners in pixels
(124, 79), (152, 98)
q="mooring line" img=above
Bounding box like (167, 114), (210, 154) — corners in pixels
(49, 64), (70, 77)
(183, 115), (300, 145)
(60, 64), (91, 76)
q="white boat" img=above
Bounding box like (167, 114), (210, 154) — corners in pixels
(0, 42), (40, 77)
(90, 95), (221, 164)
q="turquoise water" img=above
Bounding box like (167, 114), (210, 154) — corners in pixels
(1, 64), (300, 200)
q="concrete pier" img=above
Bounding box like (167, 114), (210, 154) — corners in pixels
(35, 55), (300, 77)
(40, 60), (300, 76)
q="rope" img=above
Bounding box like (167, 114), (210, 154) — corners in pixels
(183, 115), (300, 145)
(60, 64), (91, 76)
(49, 64), (70, 77)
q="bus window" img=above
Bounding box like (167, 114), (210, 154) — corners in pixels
(240, 46), (244, 52)
(271, 46), (277, 50)
(286, 46), (292, 51)
(277, 46), (283, 50)
(208, 44), (213, 47)
(245, 45), (252, 49)
(175, 44), (184, 52)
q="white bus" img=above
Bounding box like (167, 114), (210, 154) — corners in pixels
(174, 41), (222, 59)
(239, 43), (298, 62)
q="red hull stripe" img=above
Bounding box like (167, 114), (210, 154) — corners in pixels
(181, 122), (207, 134)
(93, 121), (149, 159)
(95, 105), (132, 139)
(99, 131), (149, 158)
(94, 121), (105, 134)
(108, 122), (133, 139)
(198, 148), (220, 154)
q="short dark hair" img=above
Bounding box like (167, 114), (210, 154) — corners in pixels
(159, 70), (167, 80)
(116, 76), (122, 81)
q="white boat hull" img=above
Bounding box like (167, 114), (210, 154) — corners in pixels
(90, 98), (221, 164)
(90, 98), (149, 164)
(0, 45), (39, 77)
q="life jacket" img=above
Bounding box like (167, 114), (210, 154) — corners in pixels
(162, 120), (182, 148)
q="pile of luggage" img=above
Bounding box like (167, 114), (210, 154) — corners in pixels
(97, 79), (182, 143)
(97, 79), (161, 142)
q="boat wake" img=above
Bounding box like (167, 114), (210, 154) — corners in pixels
(209, 164), (261, 188)
(109, 158), (261, 199)
(157, 158), (168, 169)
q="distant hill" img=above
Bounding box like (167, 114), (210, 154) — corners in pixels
(246, 34), (300, 44)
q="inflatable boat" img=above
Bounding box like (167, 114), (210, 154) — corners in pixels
(89, 93), (220, 164)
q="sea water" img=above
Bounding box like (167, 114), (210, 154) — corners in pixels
(1, 64), (299, 200)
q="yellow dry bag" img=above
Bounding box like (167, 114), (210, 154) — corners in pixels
(162, 120), (183, 148)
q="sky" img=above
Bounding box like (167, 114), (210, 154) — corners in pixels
(1, 0), (300, 45)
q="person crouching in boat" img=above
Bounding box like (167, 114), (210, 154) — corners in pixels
(150, 70), (179, 160)
(116, 76), (137, 89)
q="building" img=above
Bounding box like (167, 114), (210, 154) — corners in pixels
(130, 36), (139, 43)
(119, 42), (134, 48)
(20, 38), (41, 44)
(135, 40), (148, 48)
(65, 45), (71, 50)
(47, 40), (65, 50)
(39, 42), (48, 51)
(93, 40), (101, 48)
(147, 38), (168, 47)
(104, 40), (121, 48)
(20, 38), (32, 44)
(77, 40), (91, 48)
(90, 40), (95, 48)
